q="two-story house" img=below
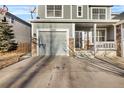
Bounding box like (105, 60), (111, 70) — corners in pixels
(30, 5), (119, 56)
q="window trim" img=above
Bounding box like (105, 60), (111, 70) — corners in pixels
(91, 7), (107, 20)
(96, 28), (107, 42)
(45, 5), (63, 18)
(77, 5), (83, 17)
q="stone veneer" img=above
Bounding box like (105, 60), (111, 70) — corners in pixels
(31, 38), (37, 56)
(69, 38), (75, 56)
(116, 25), (121, 57)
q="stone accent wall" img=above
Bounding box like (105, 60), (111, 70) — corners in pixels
(116, 25), (121, 57)
(69, 38), (75, 56)
(31, 38), (37, 56)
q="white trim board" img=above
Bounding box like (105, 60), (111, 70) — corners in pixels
(36, 28), (69, 56)
(96, 28), (107, 42)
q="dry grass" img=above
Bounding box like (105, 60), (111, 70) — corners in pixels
(0, 53), (25, 69)
(0, 43), (31, 69)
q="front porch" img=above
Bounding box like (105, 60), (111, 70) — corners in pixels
(74, 22), (116, 54)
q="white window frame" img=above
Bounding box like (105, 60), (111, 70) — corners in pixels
(77, 5), (83, 17)
(45, 5), (63, 18)
(91, 7), (107, 20)
(96, 28), (107, 42)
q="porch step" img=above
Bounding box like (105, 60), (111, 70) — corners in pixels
(75, 51), (94, 58)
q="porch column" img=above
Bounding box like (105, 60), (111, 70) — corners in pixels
(72, 23), (75, 52)
(94, 24), (97, 55)
(113, 24), (116, 49)
(31, 23), (37, 56)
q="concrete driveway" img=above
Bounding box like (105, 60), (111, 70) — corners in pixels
(0, 56), (124, 88)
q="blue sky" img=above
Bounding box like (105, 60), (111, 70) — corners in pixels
(2, 5), (124, 21)
(112, 5), (124, 13)
(6, 5), (36, 21)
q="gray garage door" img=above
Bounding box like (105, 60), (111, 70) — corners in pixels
(38, 31), (68, 56)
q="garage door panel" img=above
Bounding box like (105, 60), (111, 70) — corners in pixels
(39, 32), (51, 55)
(38, 31), (67, 56)
(51, 32), (66, 55)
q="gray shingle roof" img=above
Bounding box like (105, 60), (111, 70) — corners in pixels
(6, 12), (31, 27)
(113, 12), (124, 20)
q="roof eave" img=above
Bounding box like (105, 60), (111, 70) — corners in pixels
(115, 20), (124, 25)
(30, 19), (119, 24)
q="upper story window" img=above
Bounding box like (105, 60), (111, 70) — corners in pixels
(77, 5), (83, 17)
(91, 7), (106, 20)
(46, 5), (63, 18)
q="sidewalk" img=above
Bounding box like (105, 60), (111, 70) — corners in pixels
(95, 55), (124, 69)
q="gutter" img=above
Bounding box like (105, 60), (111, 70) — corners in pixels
(30, 19), (119, 24)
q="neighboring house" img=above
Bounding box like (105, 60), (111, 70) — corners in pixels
(113, 12), (124, 20)
(0, 12), (31, 52)
(111, 13), (119, 19)
(5, 12), (31, 44)
(30, 5), (120, 56)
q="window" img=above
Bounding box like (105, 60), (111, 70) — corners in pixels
(91, 7), (106, 19)
(75, 32), (82, 48)
(77, 5), (83, 17)
(96, 29), (106, 41)
(46, 5), (63, 18)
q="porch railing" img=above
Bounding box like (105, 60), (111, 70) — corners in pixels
(96, 41), (116, 50)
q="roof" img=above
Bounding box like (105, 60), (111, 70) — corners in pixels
(89, 5), (113, 7)
(115, 20), (124, 25)
(30, 19), (119, 24)
(5, 12), (31, 27)
(113, 12), (124, 20)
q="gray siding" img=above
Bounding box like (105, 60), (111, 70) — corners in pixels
(38, 5), (71, 19)
(37, 5), (88, 19)
(37, 5), (45, 19)
(64, 5), (71, 19)
(32, 23), (73, 38)
(5, 17), (31, 44)
(72, 5), (88, 19)
(37, 5), (111, 20)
